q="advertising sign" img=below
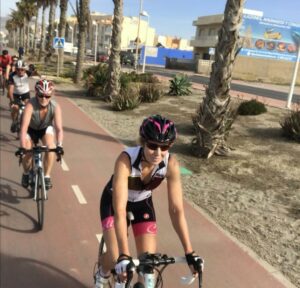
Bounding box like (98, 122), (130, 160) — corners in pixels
(239, 14), (300, 62)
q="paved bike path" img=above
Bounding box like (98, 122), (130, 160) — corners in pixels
(0, 85), (295, 287)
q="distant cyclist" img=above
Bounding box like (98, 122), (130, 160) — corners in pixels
(0, 50), (12, 83)
(9, 55), (19, 74)
(8, 60), (39, 133)
(94, 115), (202, 288)
(18, 79), (64, 190)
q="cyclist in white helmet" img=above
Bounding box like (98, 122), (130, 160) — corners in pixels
(18, 79), (64, 190)
(8, 60), (39, 133)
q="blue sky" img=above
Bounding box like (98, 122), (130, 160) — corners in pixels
(3, 0), (300, 39)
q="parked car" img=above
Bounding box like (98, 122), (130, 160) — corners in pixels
(120, 51), (136, 66)
(97, 52), (109, 63)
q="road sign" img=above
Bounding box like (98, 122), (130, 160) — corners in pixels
(209, 47), (215, 55)
(53, 37), (65, 49)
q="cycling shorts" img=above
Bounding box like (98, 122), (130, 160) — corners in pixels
(13, 92), (30, 102)
(27, 126), (55, 144)
(100, 187), (157, 237)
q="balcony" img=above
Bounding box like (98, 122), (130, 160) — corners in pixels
(190, 35), (218, 48)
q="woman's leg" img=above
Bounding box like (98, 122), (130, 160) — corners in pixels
(42, 127), (56, 177)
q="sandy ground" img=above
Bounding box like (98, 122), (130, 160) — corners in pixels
(56, 81), (300, 287)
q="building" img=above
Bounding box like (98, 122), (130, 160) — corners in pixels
(190, 10), (300, 83)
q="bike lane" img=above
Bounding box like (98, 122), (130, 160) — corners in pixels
(0, 82), (295, 288)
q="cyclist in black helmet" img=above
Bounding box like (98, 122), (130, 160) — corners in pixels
(94, 115), (202, 288)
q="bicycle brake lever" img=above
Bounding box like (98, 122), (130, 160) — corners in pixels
(181, 275), (196, 285)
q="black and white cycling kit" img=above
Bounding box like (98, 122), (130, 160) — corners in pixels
(27, 97), (57, 144)
(8, 70), (32, 101)
(100, 146), (170, 236)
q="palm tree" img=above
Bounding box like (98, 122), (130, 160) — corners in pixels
(38, 0), (51, 61)
(46, 0), (58, 54)
(107, 0), (123, 101)
(58, 0), (68, 71)
(5, 19), (18, 48)
(74, 0), (90, 83)
(9, 10), (24, 49)
(192, 0), (244, 158)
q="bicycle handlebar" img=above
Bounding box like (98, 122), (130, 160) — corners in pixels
(113, 253), (203, 288)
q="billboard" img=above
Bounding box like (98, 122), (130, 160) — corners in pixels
(239, 13), (300, 62)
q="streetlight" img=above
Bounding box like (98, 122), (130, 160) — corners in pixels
(287, 31), (300, 109)
(141, 11), (149, 73)
(93, 21), (98, 65)
(135, 0), (144, 71)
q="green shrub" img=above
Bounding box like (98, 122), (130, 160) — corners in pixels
(112, 84), (141, 111)
(238, 99), (267, 115)
(140, 83), (165, 103)
(168, 73), (192, 96)
(280, 110), (300, 142)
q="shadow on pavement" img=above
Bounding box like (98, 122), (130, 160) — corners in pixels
(0, 253), (87, 288)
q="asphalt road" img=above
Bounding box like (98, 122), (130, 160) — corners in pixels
(145, 66), (300, 104)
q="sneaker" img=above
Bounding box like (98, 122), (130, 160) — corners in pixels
(44, 177), (53, 190)
(94, 268), (110, 288)
(21, 173), (29, 188)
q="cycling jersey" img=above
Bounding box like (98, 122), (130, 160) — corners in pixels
(28, 97), (57, 130)
(8, 70), (32, 95)
(100, 146), (170, 236)
(0, 55), (12, 71)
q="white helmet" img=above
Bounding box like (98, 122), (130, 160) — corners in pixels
(15, 60), (28, 70)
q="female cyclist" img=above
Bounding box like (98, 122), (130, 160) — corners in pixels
(94, 115), (201, 288)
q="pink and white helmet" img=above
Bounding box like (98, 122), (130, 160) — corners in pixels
(35, 79), (54, 97)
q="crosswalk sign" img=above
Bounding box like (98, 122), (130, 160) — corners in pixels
(53, 37), (65, 49)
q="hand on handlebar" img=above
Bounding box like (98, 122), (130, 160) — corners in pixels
(15, 147), (26, 157)
(115, 254), (135, 283)
(185, 251), (204, 275)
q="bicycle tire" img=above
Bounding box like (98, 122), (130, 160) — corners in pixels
(36, 168), (45, 230)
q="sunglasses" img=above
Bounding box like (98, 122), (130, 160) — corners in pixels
(17, 68), (25, 72)
(146, 142), (171, 151)
(38, 94), (51, 99)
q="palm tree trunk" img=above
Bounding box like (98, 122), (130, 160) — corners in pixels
(38, 4), (47, 61)
(33, 10), (39, 55)
(107, 0), (123, 101)
(58, 0), (68, 72)
(46, 1), (57, 52)
(74, 0), (90, 84)
(193, 0), (244, 158)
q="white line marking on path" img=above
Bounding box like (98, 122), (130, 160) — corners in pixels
(71, 185), (87, 204)
(61, 159), (70, 171)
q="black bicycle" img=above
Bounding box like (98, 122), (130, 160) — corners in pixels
(11, 96), (26, 134)
(16, 146), (62, 230)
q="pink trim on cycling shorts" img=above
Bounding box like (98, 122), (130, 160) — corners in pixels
(132, 222), (157, 237)
(102, 216), (114, 230)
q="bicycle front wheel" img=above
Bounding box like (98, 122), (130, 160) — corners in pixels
(36, 168), (45, 230)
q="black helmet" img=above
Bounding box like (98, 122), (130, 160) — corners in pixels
(139, 115), (177, 144)
(2, 50), (8, 55)
(15, 60), (28, 69)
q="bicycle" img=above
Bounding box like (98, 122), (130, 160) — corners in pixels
(16, 146), (62, 230)
(95, 234), (203, 288)
(11, 96), (26, 134)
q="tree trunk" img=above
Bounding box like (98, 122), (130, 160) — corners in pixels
(74, 0), (90, 84)
(38, 4), (47, 61)
(58, 0), (68, 72)
(46, 1), (57, 53)
(192, 0), (244, 158)
(33, 10), (39, 55)
(107, 0), (123, 101)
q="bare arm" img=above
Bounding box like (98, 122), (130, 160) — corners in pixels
(167, 155), (193, 254)
(20, 102), (33, 148)
(8, 84), (14, 102)
(112, 152), (131, 256)
(53, 103), (63, 145)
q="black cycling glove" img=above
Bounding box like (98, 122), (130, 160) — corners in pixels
(185, 251), (204, 272)
(15, 147), (26, 157)
(56, 145), (64, 156)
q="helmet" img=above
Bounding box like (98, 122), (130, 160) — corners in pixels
(15, 60), (28, 69)
(139, 115), (177, 144)
(35, 79), (54, 97)
(2, 50), (8, 55)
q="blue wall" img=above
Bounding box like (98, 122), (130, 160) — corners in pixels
(139, 47), (193, 66)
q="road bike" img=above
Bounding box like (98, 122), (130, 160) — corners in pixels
(16, 146), (62, 230)
(95, 230), (203, 288)
(11, 96), (26, 135)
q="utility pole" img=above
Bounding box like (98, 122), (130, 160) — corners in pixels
(134, 0), (143, 72)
